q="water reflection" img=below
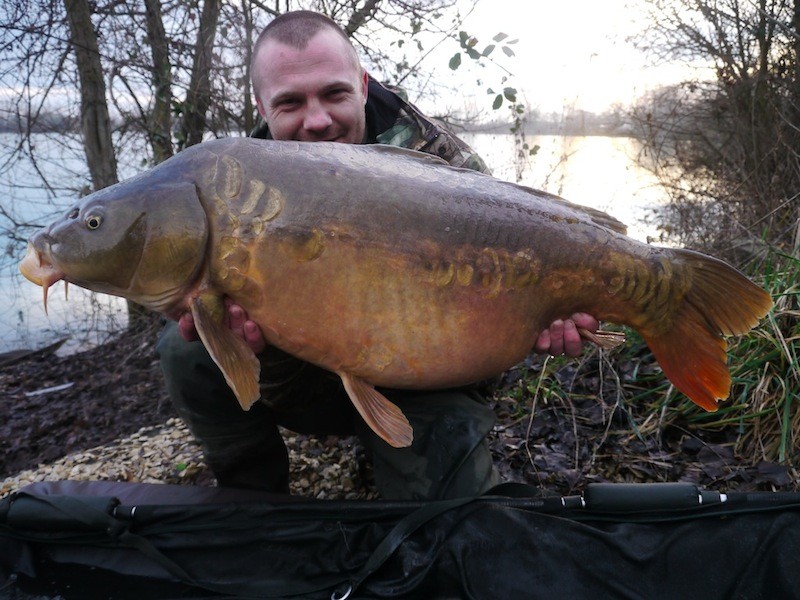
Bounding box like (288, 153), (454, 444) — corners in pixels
(1, 268), (128, 355)
(462, 133), (666, 242)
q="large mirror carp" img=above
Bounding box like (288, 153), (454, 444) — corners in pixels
(20, 138), (773, 447)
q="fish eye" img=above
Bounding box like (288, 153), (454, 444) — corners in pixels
(85, 215), (102, 230)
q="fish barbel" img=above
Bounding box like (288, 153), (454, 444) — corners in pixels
(19, 138), (773, 447)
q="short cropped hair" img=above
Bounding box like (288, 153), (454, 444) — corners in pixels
(251, 10), (361, 93)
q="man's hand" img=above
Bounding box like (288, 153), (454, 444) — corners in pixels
(534, 313), (599, 357)
(177, 299), (267, 354)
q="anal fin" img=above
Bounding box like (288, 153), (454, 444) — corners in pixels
(191, 293), (261, 410)
(339, 372), (413, 448)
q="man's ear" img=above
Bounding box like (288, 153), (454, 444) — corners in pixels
(255, 96), (267, 119)
(361, 69), (369, 104)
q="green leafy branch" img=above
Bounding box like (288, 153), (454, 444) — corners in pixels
(449, 31), (537, 180)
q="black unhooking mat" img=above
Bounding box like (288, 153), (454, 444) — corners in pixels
(1, 480), (799, 599)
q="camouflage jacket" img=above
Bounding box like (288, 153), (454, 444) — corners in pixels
(250, 76), (490, 174)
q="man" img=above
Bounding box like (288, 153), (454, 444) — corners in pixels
(157, 10), (599, 500)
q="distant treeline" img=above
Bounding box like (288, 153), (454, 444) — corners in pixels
(2, 107), (634, 138)
(464, 108), (636, 137)
(0, 111), (81, 134)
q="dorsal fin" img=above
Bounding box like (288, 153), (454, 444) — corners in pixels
(371, 144), (628, 234)
(551, 193), (628, 234)
(515, 185), (629, 235)
(370, 144), (450, 167)
(570, 201), (628, 235)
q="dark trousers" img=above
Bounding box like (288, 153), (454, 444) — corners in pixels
(156, 321), (499, 500)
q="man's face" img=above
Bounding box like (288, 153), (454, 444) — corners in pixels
(254, 29), (368, 144)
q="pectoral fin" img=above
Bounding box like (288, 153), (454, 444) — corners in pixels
(339, 372), (413, 448)
(190, 293), (261, 410)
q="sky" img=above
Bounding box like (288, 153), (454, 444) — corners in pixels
(419, 0), (694, 115)
(0, 1), (694, 120)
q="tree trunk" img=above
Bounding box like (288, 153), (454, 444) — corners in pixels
(135, 0), (174, 331)
(180, 0), (221, 147)
(144, 0), (173, 164)
(63, 0), (118, 190)
(64, 0), (162, 332)
(242, 0), (255, 134)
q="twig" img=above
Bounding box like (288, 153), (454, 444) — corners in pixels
(523, 355), (550, 479)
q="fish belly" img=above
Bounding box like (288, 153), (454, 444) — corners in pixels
(235, 239), (556, 390)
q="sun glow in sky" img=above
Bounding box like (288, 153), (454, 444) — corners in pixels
(422, 0), (695, 115)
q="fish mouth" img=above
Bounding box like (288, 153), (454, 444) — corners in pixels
(19, 242), (67, 314)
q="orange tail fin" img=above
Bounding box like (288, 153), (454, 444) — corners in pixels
(642, 249), (773, 411)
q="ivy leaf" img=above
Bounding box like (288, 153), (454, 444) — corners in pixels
(449, 52), (462, 70)
(482, 44), (496, 57)
(493, 32), (509, 42)
(502, 46), (516, 57)
(504, 87), (517, 102)
(492, 94), (503, 110)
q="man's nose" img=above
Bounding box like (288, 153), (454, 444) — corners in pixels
(303, 100), (333, 132)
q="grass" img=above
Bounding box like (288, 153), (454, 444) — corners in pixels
(665, 252), (800, 463)
(505, 249), (799, 473)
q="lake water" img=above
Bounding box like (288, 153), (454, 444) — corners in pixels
(0, 132), (667, 355)
(461, 132), (665, 242)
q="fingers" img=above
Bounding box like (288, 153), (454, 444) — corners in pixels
(533, 327), (552, 354)
(561, 319), (583, 357)
(242, 320), (267, 354)
(225, 299), (267, 354)
(178, 312), (199, 342)
(226, 299), (247, 338)
(534, 313), (600, 357)
(548, 319), (566, 356)
(176, 299), (266, 354)
(571, 312), (599, 332)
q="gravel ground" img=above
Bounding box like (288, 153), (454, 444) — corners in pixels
(0, 327), (378, 500)
(0, 417), (378, 500)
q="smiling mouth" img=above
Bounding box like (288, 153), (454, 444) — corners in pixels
(301, 133), (343, 143)
(19, 242), (67, 314)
